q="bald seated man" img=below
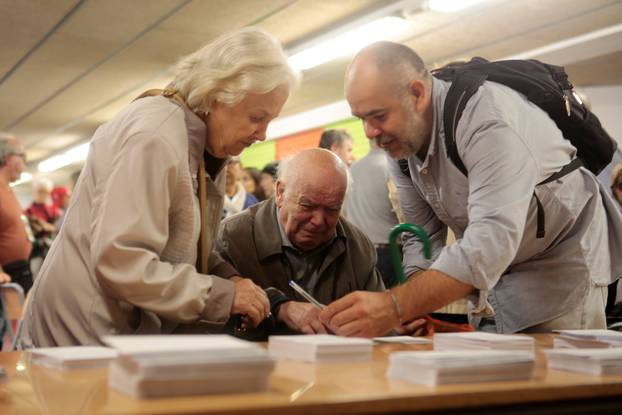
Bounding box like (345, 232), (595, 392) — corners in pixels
(216, 148), (395, 337)
(319, 41), (622, 337)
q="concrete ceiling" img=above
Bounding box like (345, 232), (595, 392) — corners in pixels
(1, 0), (621, 186)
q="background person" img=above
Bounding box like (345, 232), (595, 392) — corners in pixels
(0, 133), (33, 294)
(344, 140), (401, 287)
(241, 166), (265, 202)
(318, 129), (356, 167)
(50, 185), (71, 229)
(25, 178), (60, 278)
(223, 158), (258, 218)
(260, 161), (279, 199)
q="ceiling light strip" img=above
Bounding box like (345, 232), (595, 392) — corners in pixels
(286, 0), (420, 56)
(504, 23), (622, 61)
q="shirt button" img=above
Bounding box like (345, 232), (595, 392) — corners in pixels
(421, 168), (428, 175)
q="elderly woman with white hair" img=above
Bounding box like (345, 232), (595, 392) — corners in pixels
(25, 177), (59, 278)
(22, 27), (300, 347)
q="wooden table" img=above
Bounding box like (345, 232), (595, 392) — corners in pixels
(1, 335), (622, 415)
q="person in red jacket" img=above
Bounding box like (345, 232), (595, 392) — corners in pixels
(50, 186), (71, 229)
(24, 178), (59, 277)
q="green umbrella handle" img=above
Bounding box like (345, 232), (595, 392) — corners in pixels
(389, 223), (431, 284)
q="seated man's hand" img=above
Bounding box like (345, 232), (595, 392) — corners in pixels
(0, 271), (11, 284)
(231, 278), (270, 328)
(394, 317), (428, 336)
(279, 301), (327, 334)
(319, 291), (400, 338)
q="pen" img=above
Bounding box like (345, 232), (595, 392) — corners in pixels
(288, 280), (325, 310)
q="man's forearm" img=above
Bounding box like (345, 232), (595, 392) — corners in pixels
(392, 268), (474, 320)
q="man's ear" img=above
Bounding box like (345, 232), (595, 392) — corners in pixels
(408, 79), (428, 112)
(275, 180), (285, 207)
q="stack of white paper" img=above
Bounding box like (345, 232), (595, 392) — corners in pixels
(553, 330), (622, 349)
(102, 335), (275, 398)
(387, 350), (535, 386)
(30, 346), (117, 370)
(434, 332), (534, 352)
(546, 348), (622, 375)
(373, 336), (432, 345)
(268, 334), (373, 362)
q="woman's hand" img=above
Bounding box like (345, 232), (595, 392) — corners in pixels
(230, 278), (270, 327)
(0, 271), (11, 284)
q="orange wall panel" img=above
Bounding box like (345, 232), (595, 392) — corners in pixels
(275, 128), (323, 160)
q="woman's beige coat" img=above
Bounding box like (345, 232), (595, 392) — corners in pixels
(22, 96), (236, 347)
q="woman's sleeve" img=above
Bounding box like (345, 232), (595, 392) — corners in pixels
(90, 132), (234, 325)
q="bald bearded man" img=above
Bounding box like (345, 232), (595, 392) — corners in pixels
(319, 41), (622, 337)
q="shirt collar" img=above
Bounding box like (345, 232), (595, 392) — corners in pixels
(275, 205), (294, 249)
(417, 77), (451, 169)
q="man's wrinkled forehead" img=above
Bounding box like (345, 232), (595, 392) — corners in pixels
(291, 176), (345, 204)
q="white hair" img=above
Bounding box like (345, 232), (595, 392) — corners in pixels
(169, 27), (300, 113)
(33, 177), (53, 192)
(276, 156), (290, 182)
(0, 132), (19, 166)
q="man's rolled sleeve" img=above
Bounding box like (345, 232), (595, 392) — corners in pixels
(431, 243), (479, 288)
(402, 228), (446, 276)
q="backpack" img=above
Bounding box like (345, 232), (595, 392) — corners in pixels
(432, 57), (617, 176)
(398, 57), (617, 238)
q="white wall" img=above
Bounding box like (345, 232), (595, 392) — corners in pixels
(583, 85), (622, 146)
(581, 84), (622, 187)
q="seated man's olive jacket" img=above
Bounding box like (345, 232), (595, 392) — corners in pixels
(216, 197), (385, 338)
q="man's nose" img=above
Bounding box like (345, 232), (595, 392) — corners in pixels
(309, 209), (326, 227)
(363, 120), (381, 138)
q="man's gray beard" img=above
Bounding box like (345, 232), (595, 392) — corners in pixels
(375, 135), (418, 159)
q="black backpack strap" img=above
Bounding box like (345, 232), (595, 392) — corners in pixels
(538, 158), (583, 185)
(398, 158), (410, 177)
(534, 158), (583, 239)
(534, 194), (546, 239)
(443, 71), (488, 177)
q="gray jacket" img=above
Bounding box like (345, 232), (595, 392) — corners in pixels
(217, 198), (385, 308)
